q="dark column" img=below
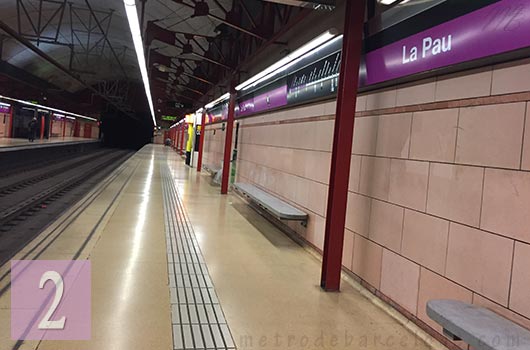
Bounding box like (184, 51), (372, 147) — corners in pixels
(321, 0), (367, 292)
(197, 111), (206, 172)
(221, 83), (236, 195)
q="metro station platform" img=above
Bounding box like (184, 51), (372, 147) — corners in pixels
(0, 145), (442, 350)
(0, 137), (99, 153)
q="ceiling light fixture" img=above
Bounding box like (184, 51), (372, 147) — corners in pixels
(123, 0), (157, 126)
(235, 29), (338, 91)
(204, 93), (230, 109)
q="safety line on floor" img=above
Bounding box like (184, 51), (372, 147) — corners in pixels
(161, 163), (236, 350)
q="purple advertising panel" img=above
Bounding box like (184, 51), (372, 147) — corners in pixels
(238, 85), (288, 117)
(0, 104), (11, 114)
(365, 0), (530, 85)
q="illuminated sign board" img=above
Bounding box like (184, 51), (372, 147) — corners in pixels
(162, 115), (177, 122)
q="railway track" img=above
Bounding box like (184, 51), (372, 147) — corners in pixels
(0, 149), (109, 197)
(0, 149), (132, 230)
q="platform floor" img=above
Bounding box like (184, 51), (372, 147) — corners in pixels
(0, 137), (97, 151)
(0, 145), (437, 350)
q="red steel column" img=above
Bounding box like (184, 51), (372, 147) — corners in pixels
(50, 114), (54, 138)
(8, 107), (13, 138)
(176, 125), (181, 151)
(180, 124), (185, 155)
(40, 114), (45, 140)
(321, 0), (366, 292)
(221, 83), (236, 195)
(197, 111), (206, 172)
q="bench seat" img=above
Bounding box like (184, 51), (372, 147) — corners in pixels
(427, 300), (530, 350)
(203, 163), (221, 176)
(234, 183), (308, 222)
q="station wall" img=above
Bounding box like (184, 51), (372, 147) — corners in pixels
(203, 123), (227, 170)
(203, 56), (530, 346)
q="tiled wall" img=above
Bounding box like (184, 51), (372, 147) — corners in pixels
(204, 57), (530, 346)
(202, 123), (225, 169)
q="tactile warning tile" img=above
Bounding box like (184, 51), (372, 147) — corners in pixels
(161, 164), (236, 350)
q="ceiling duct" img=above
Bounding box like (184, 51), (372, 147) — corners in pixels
(260, 0), (335, 10)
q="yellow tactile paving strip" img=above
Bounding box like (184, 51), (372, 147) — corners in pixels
(161, 163), (235, 350)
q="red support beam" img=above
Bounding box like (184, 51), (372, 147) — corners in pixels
(221, 82), (236, 195)
(175, 126), (180, 151)
(8, 107), (13, 138)
(320, 0), (366, 292)
(197, 111), (206, 172)
(40, 114), (45, 140)
(180, 124), (185, 155)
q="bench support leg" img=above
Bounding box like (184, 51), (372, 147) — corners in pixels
(320, 0), (366, 292)
(221, 81), (236, 195)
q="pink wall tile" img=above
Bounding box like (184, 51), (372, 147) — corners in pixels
(456, 103), (525, 169)
(482, 169), (530, 243)
(473, 294), (530, 331)
(302, 150), (332, 185)
(491, 58), (530, 95)
(410, 109), (458, 162)
(376, 113), (413, 158)
(389, 159), (429, 211)
(352, 116), (378, 155)
(342, 230), (355, 270)
(427, 163), (483, 227)
(345, 192), (372, 237)
(366, 88), (397, 110)
(509, 242), (530, 318)
(417, 268), (473, 333)
(381, 249), (420, 314)
(314, 120), (335, 152)
(402, 211), (449, 275)
(360, 156), (391, 201)
(306, 181), (328, 217)
(435, 67), (493, 102)
(348, 155), (362, 192)
(396, 79), (436, 107)
(369, 199), (404, 252)
(355, 95), (367, 112)
(446, 223), (513, 305)
(521, 103), (530, 170)
(306, 214), (326, 250)
(352, 233), (383, 289)
(322, 100), (337, 116)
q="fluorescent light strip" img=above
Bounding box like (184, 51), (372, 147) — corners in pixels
(204, 31), (338, 110)
(204, 93), (229, 109)
(123, 0), (157, 127)
(0, 102), (11, 107)
(245, 35), (343, 90)
(235, 30), (337, 91)
(0, 95), (96, 121)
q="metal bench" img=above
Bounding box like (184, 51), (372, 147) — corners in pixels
(202, 163), (221, 177)
(427, 300), (530, 350)
(234, 183), (308, 224)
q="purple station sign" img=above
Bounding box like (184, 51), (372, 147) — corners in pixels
(366, 0), (530, 85)
(207, 0), (530, 122)
(0, 104), (11, 114)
